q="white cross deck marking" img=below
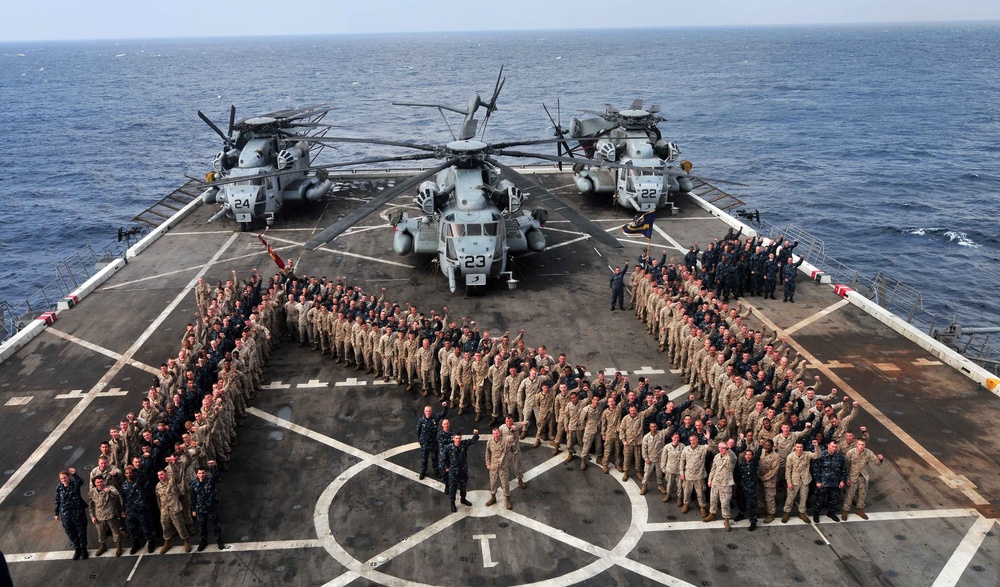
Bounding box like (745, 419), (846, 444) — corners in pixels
(819, 360), (855, 369)
(335, 378), (366, 387)
(472, 534), (499, 568)
(262, 381), (292, 389)
(6, 538), (324, 562)
(633, 366), (665, 375)
(932, 516), (997, 587)
(873, 362), (901, 371)
(4, 397), (33, 407)
(54, 387), (128, 400)
(743, 299), (989, 505)
(668, 384), (691, 401)
(296, 380), (329, 388)
(44, 328), (160, 375)
(783, 299), (850, 336)
(0, 233), (240, 507)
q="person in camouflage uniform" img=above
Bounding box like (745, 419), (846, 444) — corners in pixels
(416, 402), (449, 480)
(122, 465), (156, 554)
(842, 439), (884, 521)
(734, 447), (761, 531)
(485, 429), (513, 510)
(190, 464), (224, 551)
(88, 475), (124, 557)
(54, 468), (89, 560)
(443, 431), (479, 512)
(812, 440), (848, 523)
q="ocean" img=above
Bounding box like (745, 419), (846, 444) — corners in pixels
(1, 24), (998, 334)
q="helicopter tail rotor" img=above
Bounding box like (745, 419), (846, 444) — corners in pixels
(479, 65), (505, 139)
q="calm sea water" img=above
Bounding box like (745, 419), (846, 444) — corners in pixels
(1, 25), (998, 327)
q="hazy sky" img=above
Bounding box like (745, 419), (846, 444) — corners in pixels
(3, 0), (999, 42)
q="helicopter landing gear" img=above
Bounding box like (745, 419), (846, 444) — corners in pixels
(240, 221), (253, 233)
(465, 284), (486, 297)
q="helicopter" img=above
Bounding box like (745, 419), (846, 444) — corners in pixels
(198, 104), (333, 231)
(301, 70), (623, 295)
(545, 99), (743, 212)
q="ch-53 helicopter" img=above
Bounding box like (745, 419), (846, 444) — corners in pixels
(198, 104), (334, 231)
(545, 99), (742, 212)
(301, 70), (623, 295)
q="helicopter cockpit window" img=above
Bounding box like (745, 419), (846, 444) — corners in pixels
(466, 224), (482, 236)
(482, 223), (498, 236)
(448, 224), (465, 238)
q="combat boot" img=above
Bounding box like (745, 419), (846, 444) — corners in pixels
(519, 428), (527, 440)
(217, 537), (225, 550)
(485, 495), (497, 507)
(422, 389), (429, 397)
(659, 343), (665, 352)
(533, 438), (541, 448)
(564, 452), (573, 463)
(676, 497), (683, 507)
(622, 472), (629, 482)
(856, 508), (869, 520)
(681, 504), (690, 514)
(147, 541), (155, 554)
(602, 463), (609, 474)
(129, 541), (142, 556)
(475, 412), (481, 422)
(702, 513), (716, 522)
(552, 446), (561, 457)
(781, 513), (790, 523)
(699, 507), (708, 518)
(657, 484), (666, 494)
(198, 538), (208, 552)
(517, 478), (527, 489)
(183, 539), (192, 553)
(73, 547), (82, 560)
(450, 502), (457, 513)
(662, 495), (671, 503)
(114, 542), (122, 557)
(763, 515), (774, 524)
(749, 522), (757, 531)
(724, 519), (731, 532)
(505, 497), (512, 510)
(841, 511), (849, 521)
(640, 484), (648, 495)
(159, 539), (172, 554)
(802, 513), (812, 524)
(458, 406), (464, 415)
(580, 459), (587, 471)
(95, 542), (107, 557)
(827, 512), (840, 523)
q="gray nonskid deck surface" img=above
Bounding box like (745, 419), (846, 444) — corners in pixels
(0, 172), (997, 586)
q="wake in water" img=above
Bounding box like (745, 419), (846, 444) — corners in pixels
(903, 227), (983, 248)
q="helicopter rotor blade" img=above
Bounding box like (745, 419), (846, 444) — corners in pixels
(227, 105), (236, 141)
(542, 102), (575, 170)
(198, 110), (230, 146)
(480, 65), (505, 139)
(488, 158), (622, 249)
(207, 152), (440, 188)
(629, 98), (644, 111)
(296, 136), (439, 152)
(305, 161), (452, 250)
(494, 149), (630, 171)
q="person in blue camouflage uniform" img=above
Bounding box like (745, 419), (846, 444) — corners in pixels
(761, 253), (780, 299)
(609, 264), (629, 311)
(436, 419), (454, 484)
(812, 440), (848, 523)
(122, 465), (156, 554)
(54, 468), (89, 560)
(733, 447), (761, 531)
(782, 256), (806, 303)
(190, 463), (225, 551)
(417, 402), (449, 480)
(442, 430), (479, 512)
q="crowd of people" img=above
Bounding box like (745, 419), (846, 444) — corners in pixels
(54, 269), (274, 559)
(53, 226), (887, 560)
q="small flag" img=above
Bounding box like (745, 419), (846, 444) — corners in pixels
(622, 211), (656, 239)
(258, 232), (285, 270)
